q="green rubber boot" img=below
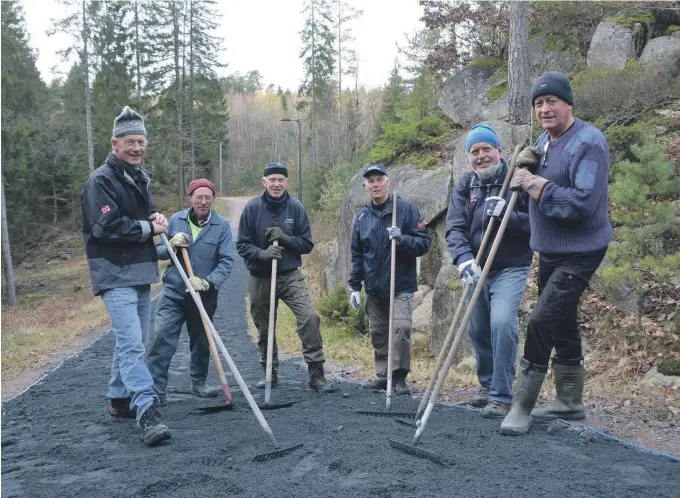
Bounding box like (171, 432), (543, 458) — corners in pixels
(499, 358), (547, 436)
(532, 358), (585, 421)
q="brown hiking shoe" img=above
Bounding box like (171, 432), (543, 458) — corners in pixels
(482, 400), (511, 418)
(468, 388), (489, 408)
(308, 362), (327, 391)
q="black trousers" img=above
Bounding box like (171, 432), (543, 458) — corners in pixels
(523, 250), (606, 366)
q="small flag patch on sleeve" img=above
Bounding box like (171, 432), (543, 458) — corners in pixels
(101, 205), (111, 214)
(417, 221), (425, 229)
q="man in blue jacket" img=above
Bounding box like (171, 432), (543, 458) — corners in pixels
(445, 124), (532, 418)
(501, 72), (612, 435)
(146, 179), (234, 405)
(349, 164), (430, 395)
(81, 106), (170, 446)
(236, 162), (327, 391)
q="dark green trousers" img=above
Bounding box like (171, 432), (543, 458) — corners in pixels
(248, 269), (325, 367)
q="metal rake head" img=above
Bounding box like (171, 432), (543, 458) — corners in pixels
(252, 443), (304, 462)
(389, 439), (449, 466)
(356, 410), (417, 418)
(393, 417), (418, 428)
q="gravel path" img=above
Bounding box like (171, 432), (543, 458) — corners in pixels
(2, 239), (678, 498)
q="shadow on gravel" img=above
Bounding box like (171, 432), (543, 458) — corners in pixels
(2, 249), (678, 498)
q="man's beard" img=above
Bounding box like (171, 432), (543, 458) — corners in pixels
(474, 160), (502, 180)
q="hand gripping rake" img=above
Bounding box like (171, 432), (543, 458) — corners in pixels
(160, 234), (302, 462)
(390, 144), (523, 464)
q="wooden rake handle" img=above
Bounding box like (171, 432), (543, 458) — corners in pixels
(181, 247), (231, 403)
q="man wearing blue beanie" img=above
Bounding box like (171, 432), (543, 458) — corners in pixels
(501, 72), (612, 436)
(446, 124), (532, 417)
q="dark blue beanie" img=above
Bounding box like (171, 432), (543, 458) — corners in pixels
(531, 71), (574, 105)
(466, 124), (501, 153)
(264, 162), (288, 177)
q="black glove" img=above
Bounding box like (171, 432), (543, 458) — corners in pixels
(515, 146), (542, 174)
(259, 244), (283, 261)
(265, 227), (290, 246)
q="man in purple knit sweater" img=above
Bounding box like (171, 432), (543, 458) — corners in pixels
(500, 72), (613, 436)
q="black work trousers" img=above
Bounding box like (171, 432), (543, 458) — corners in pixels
(523, 250), (606, 366)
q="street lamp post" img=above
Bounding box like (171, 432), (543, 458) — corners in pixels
(212, 139), (224, 196)
(280, 118), (303, 205)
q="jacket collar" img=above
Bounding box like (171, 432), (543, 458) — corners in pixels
(106, 152), (151, 189)
(469, 159), (507, 188)
(365, 192), (395, 216)
(178, 208), (219, 225)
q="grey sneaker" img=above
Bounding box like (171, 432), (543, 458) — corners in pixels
(482, 400), (511, 418)
(468, 388), (489, 408)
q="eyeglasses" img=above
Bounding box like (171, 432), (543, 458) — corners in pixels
(192, 195), (214, 202)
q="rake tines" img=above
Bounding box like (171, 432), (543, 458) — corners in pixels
(389, 439), (448, 466)
(252, 443), (304, 462)
(356, 410), (417, 418)
(393, 417), (418, 428)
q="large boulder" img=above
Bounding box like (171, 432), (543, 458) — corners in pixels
(588, 8), (680, 68)
(436, 64), (509, 127)
(328, 161), (452, 295)
(640, 31), (680, 77)
(528, 35), (587, 76)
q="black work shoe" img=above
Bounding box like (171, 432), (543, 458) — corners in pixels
(308, 362), (327, 391)
(138, 405), (171, 446)
(393, 378), (411, 396)
(256, 369), (278, 389)
(191, 381), (221, 398)
(109, 397), (135, 419)
(364, 378), (388, 390)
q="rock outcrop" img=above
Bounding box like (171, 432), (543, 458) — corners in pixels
(640, 31), (680, 77)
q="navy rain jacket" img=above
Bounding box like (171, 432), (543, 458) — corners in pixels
(349, 193), (430, 297)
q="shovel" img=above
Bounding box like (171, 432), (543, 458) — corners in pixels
(390, 163), (522, 466)
(180, 247), (233, 414)
(259, 241), (295, 410)
(160, 234), (302, 462)
(413, 144), (522, 422)
(358, 191), (405, 418)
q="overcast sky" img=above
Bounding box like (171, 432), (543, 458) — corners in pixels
(20, 0), (424, 91)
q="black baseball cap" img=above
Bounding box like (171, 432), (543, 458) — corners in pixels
(363, 163), (388, 177)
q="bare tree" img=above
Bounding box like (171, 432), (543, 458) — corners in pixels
(508, 0), (530, 124)
(1, 172), (17, 307)
(82, 0), (95, 173)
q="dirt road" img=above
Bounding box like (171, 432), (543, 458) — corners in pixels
(1, 242), (678, 497)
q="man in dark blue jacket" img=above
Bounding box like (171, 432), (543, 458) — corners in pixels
(237, 162), (327, 390)
(146, 178), (234, 405)
(445, 124), (532, 418)
(81, 106), (170, 446)
(349, 164), (430, 395)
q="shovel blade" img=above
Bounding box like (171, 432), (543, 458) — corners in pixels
(389, 439), (449, 466)
(257, 401), (296, 410)
(192, 402), (234, 415)
(253, 443), (304, 462)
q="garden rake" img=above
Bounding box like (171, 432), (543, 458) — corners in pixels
(160, 234), (302, 462)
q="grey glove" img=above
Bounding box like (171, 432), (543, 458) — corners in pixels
(516, 146), (542, 173)
(349, 291), (362, 309)
(259, 244), (283, 261)
(169, 232), (191, 250)
(265, 227), (290, 246)
(387, 226), (402, 243)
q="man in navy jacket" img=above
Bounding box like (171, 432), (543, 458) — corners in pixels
(349, 164), (430, 394)
(446, 124), (532, 418)
(146, 178), (234, 405)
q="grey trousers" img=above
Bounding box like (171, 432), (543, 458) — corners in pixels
(248, 269), (325, 367)
(146, 291), (217, 400)
(366, 293), (414, 378)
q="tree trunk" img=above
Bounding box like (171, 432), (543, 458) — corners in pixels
(82, 0), (95, 173)
(173, 2), (184, 207)
(189, 0), (196, 180)
(311, 0), (317, 170)
(134, 0), (141, 103)
(1, 173), (17, 306)
(508, 1), (530, 125)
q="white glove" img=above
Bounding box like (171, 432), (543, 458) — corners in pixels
(457, 260), (482, 285)
(169, 232), (191, 250)
(349, 291), (362, 309)
(485, 196), (506, 218)
(187, 276), (210, 292)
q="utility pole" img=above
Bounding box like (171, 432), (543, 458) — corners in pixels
(280, 118), (303, 205)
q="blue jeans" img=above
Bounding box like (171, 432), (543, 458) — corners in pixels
(146, 291), (218, 400)
(467, 266), (530, 404)
(102, 285), (157, 421)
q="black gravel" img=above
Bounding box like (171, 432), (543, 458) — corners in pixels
(2, 248), (678, 498)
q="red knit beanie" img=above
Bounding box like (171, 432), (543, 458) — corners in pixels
(187, 178), (216, 196)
